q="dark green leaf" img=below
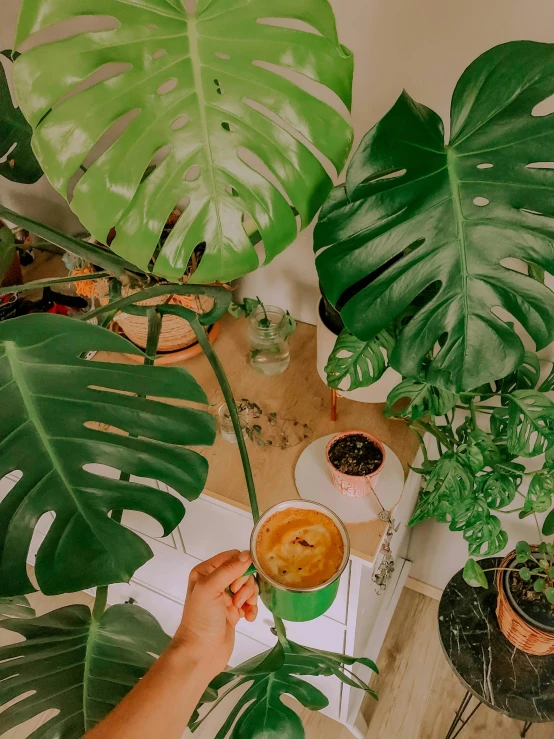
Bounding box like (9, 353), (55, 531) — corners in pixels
(546, 587), (554, 605)
(315, 41), (554, 392)
(0, 603), (169, 736)
(539, 364), (554, 393)
(0, 50), (42, 183)
(325, 328), (394, 392)
(463, 507), (508, 557)
(516, 541), (532, 562)
(228, 302), (244, 319)
(505, 390), (554, 457)
(524, 472), (554, 514)
(0, 314), (215, 596)
(0, 226), (16, 282)
(478, 471), (516, 510)
(520, 567), (531, 581)
(385, 377), (457, 421)
(534, 577), (546, 593)
(0, 595), (34, 621)
(497, 352), (541, 397)
(468, 429), (501, 468)
(14, 0), (354, 284)
(539, 542), (549, 554)
(0, 205), (134, 278)
(457, 443), (485, 474)
(192, 639), (378, 737)
(409, 453), (474, 527)
(463, 558), (488, 589)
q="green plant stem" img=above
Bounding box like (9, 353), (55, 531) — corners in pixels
(92, 586), (108, 621)
(418, 421), (453, 450)
(0, 271), (110, 297)
(411, 426), (430, 466)
(81, 283), (231, 326)
(534, 513), (544, 545)
(145, 308), (162, 365)
(469, 398), (477, 427)
(157, 302), (260, 522)
(274, 616), (288, 645)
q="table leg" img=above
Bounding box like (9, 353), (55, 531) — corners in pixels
(330, 388), (337, 421)
(520, 722), (533, 738)
(444, 690), (482, 739)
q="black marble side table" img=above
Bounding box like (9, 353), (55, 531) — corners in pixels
(438, 557), (554, 739)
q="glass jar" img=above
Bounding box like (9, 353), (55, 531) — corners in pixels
(247, 305), (291, 376)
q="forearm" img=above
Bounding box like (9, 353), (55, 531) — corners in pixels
(84, 640), (214, 739)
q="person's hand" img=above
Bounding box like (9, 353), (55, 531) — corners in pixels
(173, 550), (259, 678)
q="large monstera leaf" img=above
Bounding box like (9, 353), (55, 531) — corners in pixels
(0, 51), (42, 184)
(0, 603), (170, 737)
(0, 314), (215, 596)
(14, 0), (353, 283)
(315, 41), (554, 393)
(192, 639), (377, 738)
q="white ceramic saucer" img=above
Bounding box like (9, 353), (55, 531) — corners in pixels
(294, 433), (405, 524)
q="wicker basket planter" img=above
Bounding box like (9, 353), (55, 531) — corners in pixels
(113, 291), (215, 353)
(496, 549), (554, 655)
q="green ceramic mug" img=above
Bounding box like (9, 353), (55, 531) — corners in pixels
(249, 500), (350, 622)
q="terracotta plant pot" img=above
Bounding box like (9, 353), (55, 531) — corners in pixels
(496, 549), (554, 656)
(325, 431), (386, 498)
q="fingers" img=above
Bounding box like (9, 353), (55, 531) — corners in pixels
(232, 576), (258, 610)
(229, 574), (249, 594)
(203, 550), (253, 593)
(187, 550), (240, 595)
(244, 603), (258, 622)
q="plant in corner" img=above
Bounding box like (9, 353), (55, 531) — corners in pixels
(0, 1), (379, 737)
(314, 41), (554, 652)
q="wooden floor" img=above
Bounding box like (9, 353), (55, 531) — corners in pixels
(2, 588), (552, 739)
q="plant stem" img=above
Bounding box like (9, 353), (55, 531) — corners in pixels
(145, 307), (162, 365)
(183, 311), (260, 522)
(274, 616), (288, 645)
(534, 513), (544, 545)
(92, 586), (108, 621)
(469, 398), (477, 427)
(410, 426), (430, 466)
(0, 271), (110, 297)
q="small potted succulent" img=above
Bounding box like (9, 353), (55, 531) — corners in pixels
(325, 431), (385, 498)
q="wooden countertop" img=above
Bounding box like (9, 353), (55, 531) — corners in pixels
(179, 314), (418, 562)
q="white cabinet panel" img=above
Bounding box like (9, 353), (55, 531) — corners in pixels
(179, 494), (253, 559)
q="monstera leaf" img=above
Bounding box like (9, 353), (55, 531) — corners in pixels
(409, 453), (474, 527)
(0, 50), (42, 184)
(0, 595), (34, 621)
(0, 313), (215, 596)
(315, 41), (554, 393)
(385, 377), (457, 422)
(325, 328), (394, 391)
(0, 603), (170, 737)
(503, 389), (554, 457)
(14, 0), (353, 284)
(192, 639), (377, 738)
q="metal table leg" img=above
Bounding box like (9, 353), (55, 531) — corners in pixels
(444, 690), (483, 739)
(520, 721), (533, 738)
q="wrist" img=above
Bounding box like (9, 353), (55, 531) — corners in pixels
(169, 633), (222, 682)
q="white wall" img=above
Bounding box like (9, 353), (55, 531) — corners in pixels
(238, 0), (554, 322)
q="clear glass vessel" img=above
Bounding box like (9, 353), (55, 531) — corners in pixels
(247, 305), (291, 376)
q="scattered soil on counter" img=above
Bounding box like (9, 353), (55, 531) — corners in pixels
(328, 434), (383, 476)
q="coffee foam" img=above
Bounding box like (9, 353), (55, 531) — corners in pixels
(256, 508), (344, 589)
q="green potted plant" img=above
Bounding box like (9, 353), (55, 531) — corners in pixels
(0, 1), (380, 737)
(314, 40), (554, 656)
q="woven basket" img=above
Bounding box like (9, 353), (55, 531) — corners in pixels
(496, 550), (554, 655)
(114, 291), (214, 352)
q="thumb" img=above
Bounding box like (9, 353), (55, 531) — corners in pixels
(204, 551), (253, 593)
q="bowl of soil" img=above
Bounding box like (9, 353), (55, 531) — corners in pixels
(325, 431), (385, 498)
(496, 549), (554, 655)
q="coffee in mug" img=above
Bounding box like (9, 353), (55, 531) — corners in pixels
(255, 507), (344, 589)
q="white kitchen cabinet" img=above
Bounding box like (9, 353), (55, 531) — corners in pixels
(10, 451), (422, 737)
